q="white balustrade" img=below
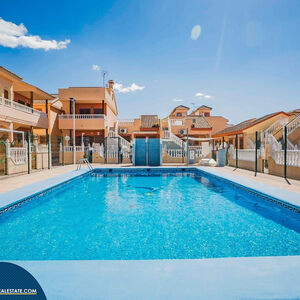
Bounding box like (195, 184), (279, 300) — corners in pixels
(0, 97), (47, 118)
(108, 131), (131, 149)
(274, 150), (300, 167)
(9, 147), (27, 165)
(63, 146), (85, 152)
(265, 117), (288, 136)
(59, 114), (106, 119)
(118, 119), (134, 126)
(287, 114), (300, 136)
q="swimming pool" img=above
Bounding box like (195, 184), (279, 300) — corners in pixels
(0, 168), (299, 260)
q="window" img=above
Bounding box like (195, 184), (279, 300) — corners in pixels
(192, 118), (196, 123)
(204, 112), (210, 117)
(4, 90), (9, 99)
(79, 108), (90, 114)
(18, 100), (25, 105)
(94, 108), (104, 114)
(239, 137), (244, 149)
(176, 112), (182, 117)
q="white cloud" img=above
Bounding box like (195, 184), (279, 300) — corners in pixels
(173, 98), (184, 102)
(92, 64), (100, 71)
(191, 25), (201, 40)
(114, 82), (145, 93)
(195, 92), (204, 97)
(195, 92), (212, 99)
(0, 17), (70, 50)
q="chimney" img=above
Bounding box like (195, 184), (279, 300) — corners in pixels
(108, 80), (114, 89)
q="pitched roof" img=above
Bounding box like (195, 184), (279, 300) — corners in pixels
(170, 105), (190, 115)
(197, 105), (212, 110)
(190, 105), (213, 115)
(188, 116), (212, 128)
(140, 115), (159, 128)
(213, 111), (288, 137)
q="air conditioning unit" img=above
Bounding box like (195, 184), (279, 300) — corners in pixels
(120, 128), (128, 134)
(178, 129), (186, 135)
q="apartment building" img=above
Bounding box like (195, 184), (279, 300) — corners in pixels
(58, 80), (118, 146)
(0, 66), (52, 142)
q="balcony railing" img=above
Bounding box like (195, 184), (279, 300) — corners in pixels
(0, 97), (48, 118)
(170, 119), (185, 126)
(59, 114), (106, 119)
(118, 119), (135, 126)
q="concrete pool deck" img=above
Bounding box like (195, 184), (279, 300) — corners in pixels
(13, 256), (300, 300)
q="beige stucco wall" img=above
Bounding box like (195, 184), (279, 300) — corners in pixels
(268, 157), (300, 180)
(59, 151), (84, 164)
(227, 153), (263, 172)
(58, 118), (106, 131)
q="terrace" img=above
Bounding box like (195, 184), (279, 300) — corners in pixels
(58, 113), (106, 130)
(0, 96), (48, 129)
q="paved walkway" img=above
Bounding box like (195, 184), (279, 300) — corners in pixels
(220, 166), (300, 194)
(0, 164), (131, 194)
(0, 164), (299, 194)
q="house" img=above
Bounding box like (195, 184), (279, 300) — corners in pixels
(0, 66), (53, 142)
(161, 105), (229, 145)
(212, 111), (290, 149)
(57, 80), (118, 146)
(118, 115), (160, 140)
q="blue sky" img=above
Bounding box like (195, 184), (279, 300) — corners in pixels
(1, 0), (300, 123)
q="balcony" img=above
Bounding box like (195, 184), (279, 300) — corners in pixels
(0, 97), (48, 128)
(58, 114), (107, 130)
(118, 119), (135, 126)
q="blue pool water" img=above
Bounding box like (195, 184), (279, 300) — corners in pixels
(0, 169), (299, 260)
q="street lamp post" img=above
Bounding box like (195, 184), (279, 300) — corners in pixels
(70, 97), (76, 164)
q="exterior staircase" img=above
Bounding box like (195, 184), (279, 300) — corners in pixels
(265, 115), (300, 150)
(162, 118), (186, 149)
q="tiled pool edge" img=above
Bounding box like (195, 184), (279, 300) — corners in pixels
(0, 166), (299, 213)
(196, 166), (300, 211)
(0, 169), (91, 213)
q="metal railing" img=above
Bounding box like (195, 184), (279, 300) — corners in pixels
(76, 158), (93, 170)
(59, 114), (106, 119)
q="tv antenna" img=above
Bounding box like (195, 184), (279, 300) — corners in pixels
(191, 102), (196, 111)
(101, 70), (109, 87)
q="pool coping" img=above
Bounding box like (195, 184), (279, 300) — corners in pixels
(0, 166), (300, 212)
(8, 256), (300, 300)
